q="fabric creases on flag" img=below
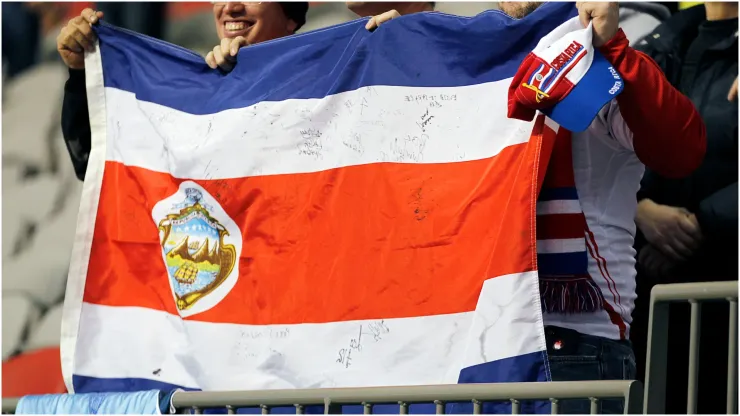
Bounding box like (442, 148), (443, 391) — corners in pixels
(60, 3), (578, 414)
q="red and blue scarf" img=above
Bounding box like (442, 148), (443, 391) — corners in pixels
(536, 124), (605, 313)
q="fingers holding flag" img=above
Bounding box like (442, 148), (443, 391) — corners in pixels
(56, 8), (104, 69)
(575, 2), (619, 47)
(365, 9), (401, 31)
(206, 36), (248, 71)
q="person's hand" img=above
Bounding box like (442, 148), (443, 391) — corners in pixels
(575, 2), (619, 47)
(205, 36), (248, 71)
(728, 77), (738, 102)
(56, 8), (103, 70)
(636, 199), (703, 261)
(638, 244), (679, 280)
(365, 9), (401, 31)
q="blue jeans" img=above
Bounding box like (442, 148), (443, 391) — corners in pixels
(546, 326), (637, 414)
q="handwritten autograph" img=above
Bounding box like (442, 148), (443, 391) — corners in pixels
(336, 320), (390, 368)
(404, 93), (457, 103)
(202, 160), (233, 202)
(416, 108), (435, 133)
(298, 129), (324, 159)
(343, 133), (365, 155)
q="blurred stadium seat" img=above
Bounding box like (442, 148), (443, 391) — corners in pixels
(2, 348), (66, 397)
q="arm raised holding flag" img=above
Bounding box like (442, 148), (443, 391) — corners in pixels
(582, 2), (707, 178)
(503, 4), (704, 414)
(56, 3), (308, 181)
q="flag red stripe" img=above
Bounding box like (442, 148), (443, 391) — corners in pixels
(84, 141), (541, 325)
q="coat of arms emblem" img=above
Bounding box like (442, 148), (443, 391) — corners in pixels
(152, 182), (241, 317)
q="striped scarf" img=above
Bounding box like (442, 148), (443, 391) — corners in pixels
(536, 121), (605, 313)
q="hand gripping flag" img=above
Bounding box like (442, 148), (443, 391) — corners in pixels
(61, 3), (579, 413)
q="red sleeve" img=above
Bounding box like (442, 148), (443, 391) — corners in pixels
(598, 29), (706, 179)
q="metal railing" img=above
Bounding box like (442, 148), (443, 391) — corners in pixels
(2, 380), (643, 414)
(7, 280), (737, 414)
(643, 280), (739, 414)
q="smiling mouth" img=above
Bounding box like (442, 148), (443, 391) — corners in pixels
(224, 21), (254, 33)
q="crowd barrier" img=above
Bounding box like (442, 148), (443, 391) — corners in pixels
(1, 380), (643, 414)
(643, 280), (739, 414)
(2, 281), (737, 415)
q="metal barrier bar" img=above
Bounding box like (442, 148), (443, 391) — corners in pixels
(472, 399), (481, 414)
(687, 301), (701, 414)
(644, 281), (738, 414)
(167, 380), (640, 412)
(589, 398), (599, 414)
(510, 399), (520, 414)
(728, 299), (738, 414)
(1, 399), (18, 415)
(1, 381), (642, 414)
(434, 400), (444, 414)
(324, 399), (341, 414)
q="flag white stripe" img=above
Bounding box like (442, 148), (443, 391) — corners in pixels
(72, 272), (545, 390)
(61, 42), (109, 394)
(104, 79), (534, 180)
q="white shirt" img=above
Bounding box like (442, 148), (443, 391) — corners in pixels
(541, 100), (644, 340)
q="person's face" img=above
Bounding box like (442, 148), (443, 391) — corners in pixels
(213, 2), (297, 44)
(498, 2), (542, 19)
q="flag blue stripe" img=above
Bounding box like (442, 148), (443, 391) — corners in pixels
(95, 3), (576, 115)
(72, 375), (197, 393)
(72, 350), (549, 414)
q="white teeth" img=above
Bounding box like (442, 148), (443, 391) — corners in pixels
(225, 22), (246, 31)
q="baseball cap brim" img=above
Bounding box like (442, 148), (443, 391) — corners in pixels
(542, 49), (624, 133)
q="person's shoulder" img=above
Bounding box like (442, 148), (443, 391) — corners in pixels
(636, 5), (706, 54)
(657, 4), (706, 36)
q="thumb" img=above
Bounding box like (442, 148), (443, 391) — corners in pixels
(230, 36), (247, 56)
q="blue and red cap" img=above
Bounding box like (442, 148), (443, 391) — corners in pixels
(508, 18), (625, 132)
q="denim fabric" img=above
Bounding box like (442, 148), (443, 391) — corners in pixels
(545, 326), (636, 414)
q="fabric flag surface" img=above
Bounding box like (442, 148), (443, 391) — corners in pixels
(61, 3), (578, 413)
